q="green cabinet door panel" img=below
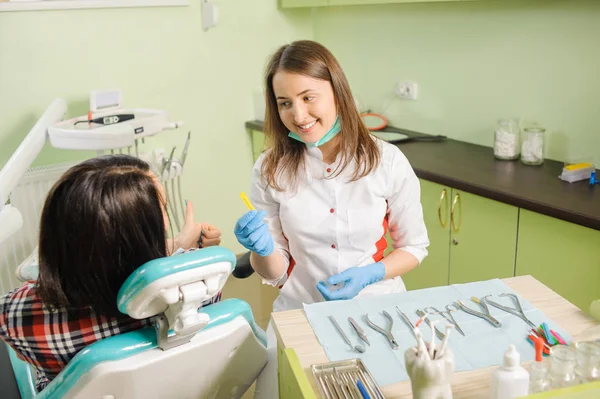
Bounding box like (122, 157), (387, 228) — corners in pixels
(329, 0), (456, 5)
(278, 348), (317, 399)
(280, 0), (327, 7)
(448, 190), (518, 284)
(515, 210), (600, 312)
(401, 179), (451, 290)
(251, 130), (266, 162)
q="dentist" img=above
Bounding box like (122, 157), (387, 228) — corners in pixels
(235, 40), (430, 398)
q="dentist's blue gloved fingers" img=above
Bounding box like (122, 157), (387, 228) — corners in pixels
(318, 262), (386, 301)
(234, 210), (274, 257)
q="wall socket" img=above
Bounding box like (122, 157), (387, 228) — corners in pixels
(394, 81), (418, 100)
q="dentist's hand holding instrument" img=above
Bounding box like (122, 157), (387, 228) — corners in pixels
(234, 193), (274, 257)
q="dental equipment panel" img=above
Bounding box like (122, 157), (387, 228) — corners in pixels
(0, 95), (188, 291)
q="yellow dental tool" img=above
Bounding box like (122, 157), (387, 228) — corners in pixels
(240, 192), (255, 211)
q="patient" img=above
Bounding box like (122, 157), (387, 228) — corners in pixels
(0, 155), (222, 391)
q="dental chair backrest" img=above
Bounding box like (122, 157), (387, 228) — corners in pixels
(9, 246), (268, 399)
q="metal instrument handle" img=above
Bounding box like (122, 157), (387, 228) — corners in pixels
(329, 315), (353, 349)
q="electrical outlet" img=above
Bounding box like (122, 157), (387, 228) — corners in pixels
(394, 82), (418, 100)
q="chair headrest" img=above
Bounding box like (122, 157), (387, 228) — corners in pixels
(117, 247), (236, 320)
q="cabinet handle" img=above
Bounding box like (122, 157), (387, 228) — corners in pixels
(451, 192), (462, 233)
(437, 189), (449, 228)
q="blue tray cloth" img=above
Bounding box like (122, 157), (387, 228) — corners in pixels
(303, 279), (571, 387)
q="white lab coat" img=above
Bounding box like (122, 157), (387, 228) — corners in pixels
(250, 137), (430, 312)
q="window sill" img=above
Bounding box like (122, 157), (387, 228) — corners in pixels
(0, 0), (188, 12)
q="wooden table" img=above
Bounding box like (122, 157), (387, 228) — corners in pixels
(272, 276), (600, 399)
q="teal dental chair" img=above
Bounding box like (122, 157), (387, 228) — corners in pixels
(3, 246), (268, 399)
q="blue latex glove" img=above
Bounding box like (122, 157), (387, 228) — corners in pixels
(316, 262), (386, 301)
(234, 210), (274, 257)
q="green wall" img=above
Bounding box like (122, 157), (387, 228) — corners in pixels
(0, 0), (312, 252)
(312, 0), (600, 164)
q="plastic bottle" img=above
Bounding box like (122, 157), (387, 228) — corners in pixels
(490, 345), (530, 399)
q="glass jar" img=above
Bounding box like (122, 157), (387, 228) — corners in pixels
(576, 341), (600, 382)
(548, 345), (579, 389)
(521, 127), (545, 165)
(494, 119), (521, 160)
(529, 361), (551, 394)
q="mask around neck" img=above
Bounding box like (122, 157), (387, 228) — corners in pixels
(288, 116), (341, 147)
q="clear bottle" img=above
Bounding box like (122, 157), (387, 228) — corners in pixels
(529, 335), (550, 394)
(575, 341), (600, 382)
(521, 127), (545, 165)
(548, 345), (579, 389)
(529, 362), (551, 394)
(494, 119), (521, 160)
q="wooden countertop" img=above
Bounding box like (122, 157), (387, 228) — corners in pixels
(245, 121), (600, 231)
(271, 275), (600, 399)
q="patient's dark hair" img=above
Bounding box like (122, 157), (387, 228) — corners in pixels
(37, 154), (168, 316)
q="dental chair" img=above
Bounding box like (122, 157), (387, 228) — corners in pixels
(4, 246), (268, 399)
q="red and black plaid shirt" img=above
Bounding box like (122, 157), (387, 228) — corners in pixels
(0, 282), (153, 391)
(0, 282), (223, 392)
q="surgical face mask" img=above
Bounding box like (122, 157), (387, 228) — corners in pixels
(288, 116), (341, 147)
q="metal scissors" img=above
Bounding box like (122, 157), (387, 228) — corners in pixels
(483, 293), (536, 328)
(424, 304), (466, 336)
(365, 311), (399, 349)
(456, 297), (502, 328)
(416, 309), (445, 341)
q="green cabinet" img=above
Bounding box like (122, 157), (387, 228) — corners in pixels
(401, 179), (518, 290)
(281, 0), (459, 7)
(515, 210), (600, 311)
(448, 190), (518, 284)
(250, 129), (266, 162)
(400, 180), (450, 290)
(280, 0), (327, 7)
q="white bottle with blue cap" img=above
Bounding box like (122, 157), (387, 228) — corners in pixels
(490, 345), (530, 399)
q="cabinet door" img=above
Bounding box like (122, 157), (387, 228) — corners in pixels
(448, 190), (518, 284)
(280, 0), (327, 7)
(401, 179), (451, 290)
(251, 130), (266, 162)
(515, 210), (600, 311)
(328, 0), (457, 4)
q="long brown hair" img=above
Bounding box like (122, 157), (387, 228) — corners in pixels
(262, 40), (380, 191)
(37, 155), (168, 316)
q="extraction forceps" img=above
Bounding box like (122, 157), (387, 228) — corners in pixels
(424, 304), (466, 336)
(365, 311), (399, 350)
(483, 293), (536, 328)
(456, 297), (502, 328)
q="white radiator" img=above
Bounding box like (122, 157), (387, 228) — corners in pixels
(0, 161), (75, 294)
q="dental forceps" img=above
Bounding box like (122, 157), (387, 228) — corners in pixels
(424, 304), (466, 336)
(457, 297), (502, 328)
(365, 311), (399, 349)
(483, 293), (536, 328)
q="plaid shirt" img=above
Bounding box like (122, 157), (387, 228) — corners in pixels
(0, 281), (221, 392)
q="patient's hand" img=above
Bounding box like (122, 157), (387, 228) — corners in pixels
(171, 201), (221, 251)
(199, 223), (221, 247)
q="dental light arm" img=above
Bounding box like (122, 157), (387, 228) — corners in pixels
(0, 99), (67, 245)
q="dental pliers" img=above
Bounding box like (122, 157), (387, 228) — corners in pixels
(365, 310), (399, 350)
